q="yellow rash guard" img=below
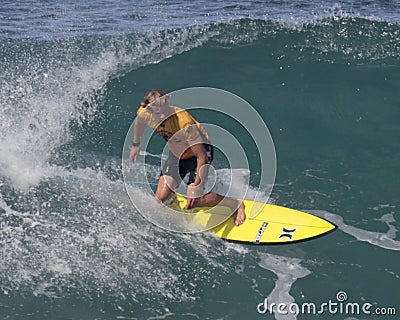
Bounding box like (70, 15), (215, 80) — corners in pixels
(136, 105), (210, 159)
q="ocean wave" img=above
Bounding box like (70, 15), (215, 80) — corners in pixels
(1, 15), (398, 190)
(0, 167), (244, 311)
(2, 14), (398, 190)
(0, 25), (216, 189)
(206, 17), (400, 61)
(1, 4), (399, 318)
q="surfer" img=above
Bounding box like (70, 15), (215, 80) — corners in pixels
(129, 89), (245, 226)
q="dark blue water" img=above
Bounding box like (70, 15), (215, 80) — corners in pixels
(0, 1), (399, 319)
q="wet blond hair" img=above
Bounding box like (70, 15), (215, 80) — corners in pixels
(139, 89), (166, 108)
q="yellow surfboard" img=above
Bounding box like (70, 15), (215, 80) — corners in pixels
(169, 194), (336, 244)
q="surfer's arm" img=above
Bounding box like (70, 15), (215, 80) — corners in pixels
(130, 117), (146, 162)
(190, 143), (207, 186)
(133, 116), (146, 144)
(186, 143), (207, 209)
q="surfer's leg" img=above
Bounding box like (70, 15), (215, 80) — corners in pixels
(155, 175), (178, 203)
(157, 151), (182, 203)
(196, 193), (246, 226)
(233, 200), (246, 226)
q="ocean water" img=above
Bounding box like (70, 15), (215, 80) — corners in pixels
(0, 1), (399, 319)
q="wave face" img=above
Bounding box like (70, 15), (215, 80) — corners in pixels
(1, 3), (400, 319)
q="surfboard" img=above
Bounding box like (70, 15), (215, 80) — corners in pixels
(168, 194), (336, 244)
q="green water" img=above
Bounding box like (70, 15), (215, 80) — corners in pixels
(1, 16), (399, 320)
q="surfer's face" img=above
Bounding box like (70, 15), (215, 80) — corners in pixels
(148, 95), (170, 120)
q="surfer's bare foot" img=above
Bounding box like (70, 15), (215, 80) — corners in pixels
(233, 201), (245, 226)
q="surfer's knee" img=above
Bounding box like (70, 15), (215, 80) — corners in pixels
(155, 192), (168, 203)
(155, 185), (173, 203)
(155, 175), (177, 202)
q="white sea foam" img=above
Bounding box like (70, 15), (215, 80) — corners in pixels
(310, 210), (400, 251)
(0, 164), (247, 304)
(212, 168), (273, 203)
(258, 253), (311, 320)
(0, 27), (217, 191)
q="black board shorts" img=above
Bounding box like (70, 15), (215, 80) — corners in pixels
(161, 144), (213, 185)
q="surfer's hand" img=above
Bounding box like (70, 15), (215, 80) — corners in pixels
(130, 146), (140, 162)
(186, 196), (196, 209)
(186, 183), (202, 209)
